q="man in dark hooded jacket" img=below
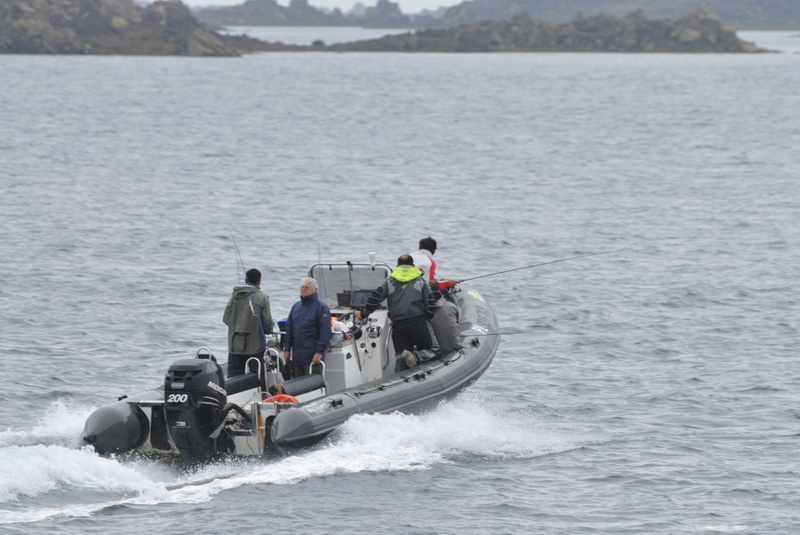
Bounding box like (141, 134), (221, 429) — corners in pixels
(357, 254), (439, 371)
(223, 268), (274, 378)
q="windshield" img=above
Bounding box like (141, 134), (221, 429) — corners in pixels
(308, 262), (392, 308)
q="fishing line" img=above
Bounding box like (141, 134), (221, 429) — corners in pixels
(467, 332), (521, 337)
(460, 249), (628, 282)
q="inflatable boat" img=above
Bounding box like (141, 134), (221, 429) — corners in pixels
(82, 258), (500, 464)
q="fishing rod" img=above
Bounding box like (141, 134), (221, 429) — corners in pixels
(460, 249), (627, 283)
(229, 229), (248, 284)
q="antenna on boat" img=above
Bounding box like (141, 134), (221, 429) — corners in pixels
(460, 249), (628, 282)
(316, 238), (329, 298)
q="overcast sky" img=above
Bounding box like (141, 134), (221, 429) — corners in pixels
(182, 0), (463, 14)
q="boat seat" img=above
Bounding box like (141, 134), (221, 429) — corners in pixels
(281, 373), (326, 397)
(225, 372), (261, 396)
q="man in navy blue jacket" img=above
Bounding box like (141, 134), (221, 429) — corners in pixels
(283, 277), (332, 377)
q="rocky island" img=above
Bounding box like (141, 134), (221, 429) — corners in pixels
(325, 10), (765, 53)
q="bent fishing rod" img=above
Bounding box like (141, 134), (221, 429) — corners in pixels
(459, 249), (627, 283)
(229, 229), (248, 284)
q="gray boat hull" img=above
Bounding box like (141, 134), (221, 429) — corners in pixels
(270, 288), (500, 450)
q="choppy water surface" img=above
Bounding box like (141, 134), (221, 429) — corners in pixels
(1, 33), (799, 534)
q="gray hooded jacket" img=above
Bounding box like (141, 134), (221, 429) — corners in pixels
(431, 294), (462, 354)
(223, 284), (274, 355)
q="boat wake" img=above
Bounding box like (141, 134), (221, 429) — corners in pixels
(0, 395), (595, 525)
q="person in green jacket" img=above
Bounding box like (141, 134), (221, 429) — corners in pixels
(357, 255), (440, 371)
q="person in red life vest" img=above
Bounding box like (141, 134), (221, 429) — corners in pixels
(411, 236), (462, 291)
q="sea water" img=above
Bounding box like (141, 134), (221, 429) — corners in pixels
(1, 32), (799, 534)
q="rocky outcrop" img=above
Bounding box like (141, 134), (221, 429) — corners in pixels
(194, 0), (416, 29)
(359, 0), (410, 28)
(195, 0), (344, 27)
(0, 0), (239, 55)
(329, 10), (766, 53)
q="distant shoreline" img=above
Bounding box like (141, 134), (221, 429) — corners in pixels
(0, 1), (777, 56)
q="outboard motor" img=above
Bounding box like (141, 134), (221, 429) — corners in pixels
(164, 357), (231, 463)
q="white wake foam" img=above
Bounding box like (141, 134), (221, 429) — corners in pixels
(0, 394), (591, 525)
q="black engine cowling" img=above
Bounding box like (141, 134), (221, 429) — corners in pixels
(164, 358), (232, 463)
